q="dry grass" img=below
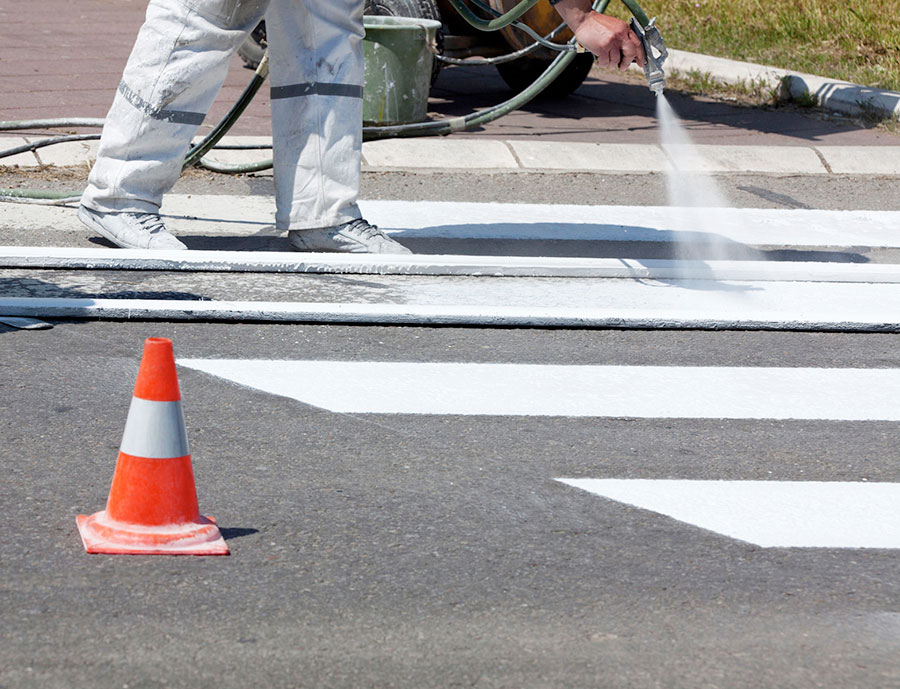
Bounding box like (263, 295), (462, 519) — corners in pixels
(610, 0), (900, 91)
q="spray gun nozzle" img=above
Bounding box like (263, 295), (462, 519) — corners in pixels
(629, 17), (668, 97)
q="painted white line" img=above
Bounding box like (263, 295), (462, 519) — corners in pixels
(3, 246), (899, 283)
(364, 201), (900, 247)
(557, 479), (900, 548)
(4, 198), (900, 249)
(175, 361), (900, 420)
(1, 290), (899, 331)
(2, 269), (900, 330)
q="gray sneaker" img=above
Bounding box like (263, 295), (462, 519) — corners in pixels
(78, 206), (187, 250)
(288, 218), (411, 254)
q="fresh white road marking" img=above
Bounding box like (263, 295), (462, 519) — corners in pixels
(557, 479), (900, 548)
(176, 361), (900, 420)
(5, 198), (900, 248)
(363, 201), (900, 248)
(4, 247), (899, 282)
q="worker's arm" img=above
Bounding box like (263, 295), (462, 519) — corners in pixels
(551, 0), (644, 70)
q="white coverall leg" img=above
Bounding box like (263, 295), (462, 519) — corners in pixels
(266, 0), (365, 230)
(81, 0), (365, 231)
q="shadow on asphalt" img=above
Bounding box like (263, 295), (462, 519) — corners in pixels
(0, 276), (205, 301)
(393, 222), (871, 263)
(83, 218), (871, 263)
(430, 64), (878, 142)
(219, 527), (259, 541)
(88, 233), (292, 252)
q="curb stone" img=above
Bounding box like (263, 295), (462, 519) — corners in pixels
(3, 135), (900, 175)
(663, 49), (900, 121)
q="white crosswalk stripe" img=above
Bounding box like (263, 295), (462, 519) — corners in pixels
(556, 479), (900, 549)
(178, 357), (900, 550)
(177, 360), (900, 420)
(4, 197), (900, 247)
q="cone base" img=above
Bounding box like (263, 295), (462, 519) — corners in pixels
(76, 511), (229, 556)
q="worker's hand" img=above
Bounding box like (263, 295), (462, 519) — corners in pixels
(552, 1), (644, 70)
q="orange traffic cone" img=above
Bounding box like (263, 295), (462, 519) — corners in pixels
(76, 337), (229, 555)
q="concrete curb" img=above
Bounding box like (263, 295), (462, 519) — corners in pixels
(3, 135), (899, 175)
(665, 49), (900, 121)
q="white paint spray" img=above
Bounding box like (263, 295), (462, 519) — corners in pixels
(656, 96), (739, 267)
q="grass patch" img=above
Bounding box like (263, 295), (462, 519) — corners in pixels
(788, 86), (820, 108)
(608, 0), (900, 91)
(619, 66), (899, 132)
(665, 68), (779, 102)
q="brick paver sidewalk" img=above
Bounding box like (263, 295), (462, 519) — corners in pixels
(1, 0), (895, 145)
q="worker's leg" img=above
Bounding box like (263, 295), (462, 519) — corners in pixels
(82, 0), (268, 215)
(266, 0), (410, 252)
(266, 0), (364, 230)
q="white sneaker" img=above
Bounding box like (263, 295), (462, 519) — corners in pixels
(288, 218), (411, 254)
(78, 206), (187, 250)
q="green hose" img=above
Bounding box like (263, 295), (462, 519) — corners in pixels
(0, 118), (105, 130)
(183, 53), (270, 169)
(619, 0), (650, 27)
(448, 0), (573, 50)
(0, 188), (82, 203)
(444, 0), (541, 32)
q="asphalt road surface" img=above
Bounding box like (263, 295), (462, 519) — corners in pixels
(2, 168), (900, 689)
(2, 318), (900, 689)
(3, 4), (899, 683)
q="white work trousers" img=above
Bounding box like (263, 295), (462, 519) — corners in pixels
(82, 0), (365, 230)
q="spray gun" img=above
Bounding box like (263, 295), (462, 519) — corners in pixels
(629, 17), (668, 97)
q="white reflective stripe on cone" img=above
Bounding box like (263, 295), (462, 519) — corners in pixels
(119, 397), (190, 458)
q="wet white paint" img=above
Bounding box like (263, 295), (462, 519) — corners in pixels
(557, 479), (900, 548)
(2, 269), (899, 330)
(657, 95), (742, 271)
(5, 198), (900, 248)
(3, 247), (899, 282)
(358, 200), (900, 248)
(174, 361), (900, 420)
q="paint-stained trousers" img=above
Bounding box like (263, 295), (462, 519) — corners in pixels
(82, 0), (365, 230)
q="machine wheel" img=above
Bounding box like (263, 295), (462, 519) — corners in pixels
(237, 21), (267, 70)
(364, 0), (443, 84)
(365, 0), (439, 21)
(495, 52), (594, 98)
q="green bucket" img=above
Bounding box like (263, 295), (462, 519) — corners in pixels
(363, 16), (441, 126)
